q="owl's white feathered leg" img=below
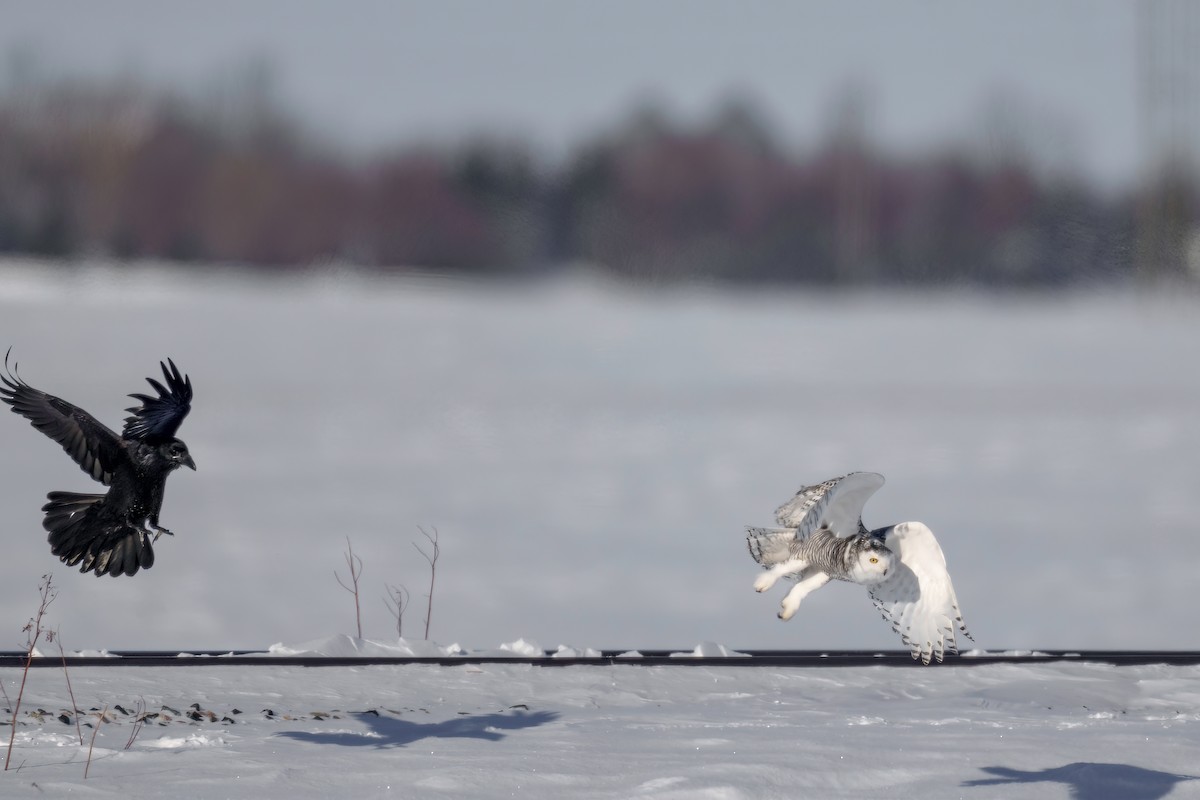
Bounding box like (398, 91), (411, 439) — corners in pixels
(753, 557), (808, 592)
(779, 572), (831, 620)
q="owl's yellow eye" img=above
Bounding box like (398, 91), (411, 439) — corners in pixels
(869, 557), (879, 564)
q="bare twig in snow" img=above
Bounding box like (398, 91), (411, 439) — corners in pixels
(84, 705), (107, 779)
(125, 697), (147, 750)
(54, 629), (83, 745)
(413, 526), (441, 640)
(6, 574), (57, 771)
(383, 584), (410, 639)
(334, 537), (364, 639)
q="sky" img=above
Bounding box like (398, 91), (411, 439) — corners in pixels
(1, 0), (1145, 188)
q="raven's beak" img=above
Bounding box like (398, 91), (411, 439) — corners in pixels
(183, 454), (197, 470)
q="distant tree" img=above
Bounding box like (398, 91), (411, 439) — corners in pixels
(0, 66), (1187, 285)
(450, 140), (548, 271)
(363, 155), (492, 270)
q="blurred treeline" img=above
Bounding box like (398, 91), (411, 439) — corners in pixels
(1, 72), (1196, 285)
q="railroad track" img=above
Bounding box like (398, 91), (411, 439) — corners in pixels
(4, 650), (1200, 668)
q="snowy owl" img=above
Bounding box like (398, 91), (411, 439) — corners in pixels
(746, 472), (971, 664)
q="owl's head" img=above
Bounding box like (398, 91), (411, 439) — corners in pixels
(848, 539), (894, 585)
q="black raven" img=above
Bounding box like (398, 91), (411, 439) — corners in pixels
(1, 350), (195, 577)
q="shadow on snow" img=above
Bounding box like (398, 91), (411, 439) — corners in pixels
(963, 763), (1199, 800)
(275, 708), (559, 749)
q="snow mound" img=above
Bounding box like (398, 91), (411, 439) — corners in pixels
(552, 644), (603, 658)
(266, 634), (464, 658)
(499, 638), (544, 657)
(143, 733), (227, 749)
(670, 642), (749, 658)
(264, 635), (610, 659)
(959, 649), (1055, 659)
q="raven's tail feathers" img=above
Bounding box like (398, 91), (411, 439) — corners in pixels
(42, 491), (154, 577)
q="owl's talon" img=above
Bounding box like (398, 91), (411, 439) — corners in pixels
(772, 597), (801, 623)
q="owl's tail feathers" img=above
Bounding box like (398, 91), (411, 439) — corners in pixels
(42, 491), (154, 577)
(746, 526), (798, 566)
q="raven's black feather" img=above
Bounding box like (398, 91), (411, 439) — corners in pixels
(1, 350), (195, 577)
(123, 358), (192, 442)
(0, 349), (124, 485)
(42, 492), (156, 577)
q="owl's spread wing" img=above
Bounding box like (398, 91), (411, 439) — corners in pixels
(774, 472), (885, 538)
(1, 350), (124, 485)
(867, 521), (972, 664)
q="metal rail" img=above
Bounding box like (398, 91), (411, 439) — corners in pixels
(3, 650), (1200, 668)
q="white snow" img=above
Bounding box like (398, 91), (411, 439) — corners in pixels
(551, 645), (602, 658)
(2, 262), (1199, 794)
(499, 637), (544, 657)
(2, 263), (1197, 655)
(267, 634), (466, 658)
(670, 641), (749, 658)
(2, 648), (1198, 798)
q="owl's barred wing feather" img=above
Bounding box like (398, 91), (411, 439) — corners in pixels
(774, 471), (885, 538)
(774, 477), (838, 532)
(868, 522), (972, 664)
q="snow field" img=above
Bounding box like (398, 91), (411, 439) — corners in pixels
(3, 654), (1199, 798)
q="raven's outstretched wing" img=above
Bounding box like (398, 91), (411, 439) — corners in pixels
(1, 349), (125, 486)
(123, 359), (192, 442)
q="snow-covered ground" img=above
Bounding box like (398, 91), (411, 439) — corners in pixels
(3, 636), (1198, 799)
(2, 263), (1199, 797)
(1, 260), (1199, 655)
